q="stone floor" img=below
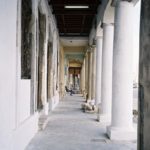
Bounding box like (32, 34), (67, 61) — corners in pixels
(26, 94), (137, 150)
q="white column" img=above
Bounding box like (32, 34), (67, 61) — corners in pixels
(85, 53), (89, 99)
(47, 43), (53, 110)
(83, 59), (86, 94)
(81, 59), (85, 95)
(107, 1), (136, 141)
(100, 24), (114, 122)
(95, 36), (103, 105)
(88, 51), (93, 101)
(91, 48), (96, 101)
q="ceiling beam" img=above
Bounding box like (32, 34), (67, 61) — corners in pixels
(49, 0), (100, 36)
(49, 3), (99, 6)
(111, 0), (134, 6)
(60, 33), (89, 36)
(80, 15), (86, 34)
(52, 10), (97, 15)
(49, 2), (101, 5)
(59, 27), (90, 29)
(58, 24), (92, 28)
(62, 15), (66, 34)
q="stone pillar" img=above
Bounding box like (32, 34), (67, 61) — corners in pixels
(107, 1), (136, 141)
(38, 13), (48, 115)
(59, 46), (65, 98)
(42, 42), (49, 115)
(53, 44), (57, 96)
(85, 53), (89, 99)
(83, 60), (86, 94)
(47, 43), (53, 110)
(95, 36), (103, 105)
(99, 24), (114, 122)
(87, 51), (93, 101)
(81, 59), (85, 95)
(80, 63), (82, 92)
(91, 48), (96, 101)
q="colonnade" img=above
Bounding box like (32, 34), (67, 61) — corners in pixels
(81, 1), (136, 141)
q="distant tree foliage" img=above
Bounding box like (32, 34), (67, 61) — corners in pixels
(21, 0), (32, 79)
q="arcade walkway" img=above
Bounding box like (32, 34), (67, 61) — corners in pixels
(26, 95), (136, 150)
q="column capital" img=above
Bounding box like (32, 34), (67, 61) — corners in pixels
(119, 0), (134, 6)
(112, 0), (134, 7)
(86, 48), (92, 53)
(117, 1), (134, 9)
(90, 47), (96, 53)
(87, 45), (95, 53)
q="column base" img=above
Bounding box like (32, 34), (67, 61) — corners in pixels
(107, 126), (136, 141)
(91, 99), (95, 104)
(83, 92), (88, 99)
(97, 114), (111, 123)
(42, 102), (49, 115)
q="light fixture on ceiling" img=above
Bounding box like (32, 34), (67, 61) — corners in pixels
(64, 5), (89, 9)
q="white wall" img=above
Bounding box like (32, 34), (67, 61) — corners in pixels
(18, 80), (31, 123)
(0, 0), (18, 149)
(0, 0), (39, 148)
(0, 0), (37, 149)
(16, 0), (31, 124)
(0, 0), (61, 149)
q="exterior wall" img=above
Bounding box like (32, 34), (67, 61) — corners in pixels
(59, 44), (65, 98)
(0, 0), (18, 149)
(0, 0), (36, 149)
(17, 0), (32, 124)
(35, 0), (59, 112)
(47, 30), (59, 111)
(0, 0), (59, 149)
(13, 113), (38, 150)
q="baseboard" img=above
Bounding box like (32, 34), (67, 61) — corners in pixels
(12, 112), (39, 150)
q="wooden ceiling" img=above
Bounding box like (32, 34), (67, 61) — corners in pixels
(48, 0), (101, 36)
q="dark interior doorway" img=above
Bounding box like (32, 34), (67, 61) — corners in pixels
(69, 67), (81, 91)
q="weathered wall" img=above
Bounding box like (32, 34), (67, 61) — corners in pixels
(47, 42), (53, 105)
(31, 0), (59, 112)
(0, 0), (59, 149)
(21, 0), (32, 79)
(139, 0), (150, 149)
(50, 31), (60, 110)
(0, 0), (37, 149)
(38, 10), (47, 109)
(59, 44), (65, 98)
